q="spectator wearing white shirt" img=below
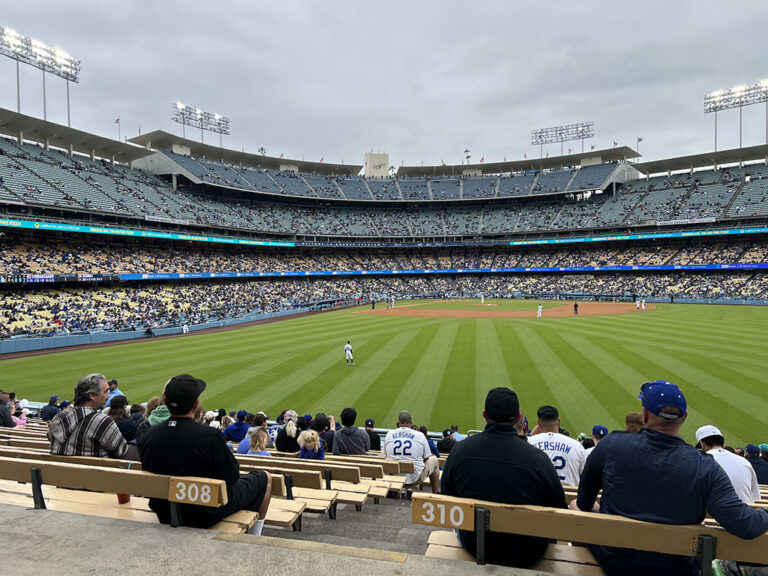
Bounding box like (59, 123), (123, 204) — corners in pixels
(696, 425), (760, 504)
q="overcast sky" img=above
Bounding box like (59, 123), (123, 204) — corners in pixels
(1, 1), (767, 168)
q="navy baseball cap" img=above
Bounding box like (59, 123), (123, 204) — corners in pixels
(746, 444), (761, 456)
(49, 395), (60, 402)
(638, 380), (686, 419)
(236, 409), (248, 420)
(365, 418), (375, 427)
(592, 425), (608, 437)
(59, 400), (71, 408)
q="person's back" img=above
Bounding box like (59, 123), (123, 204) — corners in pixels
(442, 387), (567, 567)
(223, 410), (250, 443)
(40, 397), (61, 421)
(528, 405), (586, 486)
(745, 444), (768, 484)
(697, 427), (760, 504)
(384, 411), (440, 492)
(141, 415), (237, 526)
(332, 407), (369, 455)
(578, 381), (768, 576)
(139, 375), (271, 533)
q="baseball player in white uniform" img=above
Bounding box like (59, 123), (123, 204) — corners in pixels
(528, 405), (586, 486)
(344, 340), (355, 365)
(537, 304), (543, 318)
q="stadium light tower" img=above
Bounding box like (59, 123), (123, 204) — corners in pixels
(531, 121), (595, 158)
(172, 102), (230, 146)
(704, 79), (768, 150)
(0, 26), (81, 126)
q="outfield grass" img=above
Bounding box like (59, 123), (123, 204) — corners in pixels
(2, 301), (766, 447)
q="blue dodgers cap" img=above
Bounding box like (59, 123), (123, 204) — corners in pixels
(638, 380), (687, 419)
(592, 425), (608, 437)
(50, 395), (60, 402)
(365, 418), (375, 427)
(746, 444), (760, 456)
(236, 410), (248, 420)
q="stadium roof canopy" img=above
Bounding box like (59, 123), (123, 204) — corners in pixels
(129, 130), (363, 176)
(0, 107), (153, 164)
(396, 146), (639, 177)
(634, 144), (768, 175)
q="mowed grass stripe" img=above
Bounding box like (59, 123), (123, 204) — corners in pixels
(472, 320), (512, 429)
(263, 331), (401, 418)
(492, 319), (562, 415)
(608, 343), (753, 446)
(539, 329), (625, 431)
(516, 324), (615, 435)
(556, 318), (768, 362)
(552, 321), (768, 375)
(580, 315), (768, 357)
(368, 322), (448, 427)
(394, 321), (471, 430)
(299, 329), (422, 419)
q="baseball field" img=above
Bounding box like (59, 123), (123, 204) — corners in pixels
(3, 299), (766, 447)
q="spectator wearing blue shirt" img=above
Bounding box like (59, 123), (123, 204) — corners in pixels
(223, 410), (250, 443)
(450, 424), (466, 441)
(419, 425), (440, 458)
(745, 444), (768, 484)
(105, 379), (124, 408)
(575, 380), (768, 576)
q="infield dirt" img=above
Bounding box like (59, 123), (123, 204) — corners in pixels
(357, 301), (653, 319)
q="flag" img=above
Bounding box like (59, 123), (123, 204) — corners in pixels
(279, 153), (284, 158)
(591, 145), (596, 151)
(613, 141), (618, 147)
(441, 159), (446, 166)
(637, 137), (644, 143)
(319, 157), (324, 163)
(114, 118), (120, 124)
(524, 153), (527, 160)
(504, 155), (507, 162)
(546, 152), (549, 158)
(479, 157), (484, 164)
(568, 148), (572, 154)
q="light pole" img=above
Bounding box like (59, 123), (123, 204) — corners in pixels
(0, 27), (81, 125)
(172, 102), (230, 146)
(532, 121), (595, 159)
(705, 80), (768, 151)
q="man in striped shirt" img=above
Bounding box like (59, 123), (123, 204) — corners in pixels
(48, 374), (127, 458)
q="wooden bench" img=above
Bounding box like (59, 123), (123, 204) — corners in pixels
(0, 455), (238, 530)
(412, 493), (768, 574)
(0, 447), (308, 529)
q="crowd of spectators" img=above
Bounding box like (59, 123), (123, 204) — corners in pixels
(2, 235), (766, 278)
(3, 137), (768, 240)
(1, 267), (767, 339)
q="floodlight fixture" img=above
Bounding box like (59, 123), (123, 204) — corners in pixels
(704, 79), (768, 149)
(531, 121), (594, 156)
(0, 26), (81, 125)
(172, 102), (230, 146)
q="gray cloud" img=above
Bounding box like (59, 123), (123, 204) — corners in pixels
(2, 0), (767, 167)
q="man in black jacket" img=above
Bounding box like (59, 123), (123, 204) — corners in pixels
(440, 387), (567, 568)
(139, 375), (271, 534)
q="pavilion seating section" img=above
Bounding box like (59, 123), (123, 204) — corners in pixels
(462, 176), (498, 199)
(530, 168), (575, 195)
(430, 179), (461, 200)
(566, 163), (615, 192)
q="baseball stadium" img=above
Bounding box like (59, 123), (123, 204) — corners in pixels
(2, 4), (768, 575)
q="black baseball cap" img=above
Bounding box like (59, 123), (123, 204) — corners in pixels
(164, 374), (206, 414)
(485, 387), (520, 424)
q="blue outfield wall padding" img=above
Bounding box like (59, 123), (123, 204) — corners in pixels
(0, 307), (312, 355)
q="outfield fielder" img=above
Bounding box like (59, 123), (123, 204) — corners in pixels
(481, 293), (485, 305)
(344, 341), (355, 366)
(537, 304), (543, 318)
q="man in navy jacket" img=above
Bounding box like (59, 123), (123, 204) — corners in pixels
(576, 380), (768, 576)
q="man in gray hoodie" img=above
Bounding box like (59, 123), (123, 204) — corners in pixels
(332, 407), (370, 455)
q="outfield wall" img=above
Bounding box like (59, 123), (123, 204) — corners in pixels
(0, 307), (311, 355)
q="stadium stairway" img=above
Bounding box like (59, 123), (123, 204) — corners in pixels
(1, 503), (542, 576)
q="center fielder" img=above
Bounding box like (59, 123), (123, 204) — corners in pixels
(344, 340), (355, 366)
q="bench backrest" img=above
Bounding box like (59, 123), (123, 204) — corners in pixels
(412, 493), (768, 565)
(239, 454), (362, 483)
(0, 455), (228, 508)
